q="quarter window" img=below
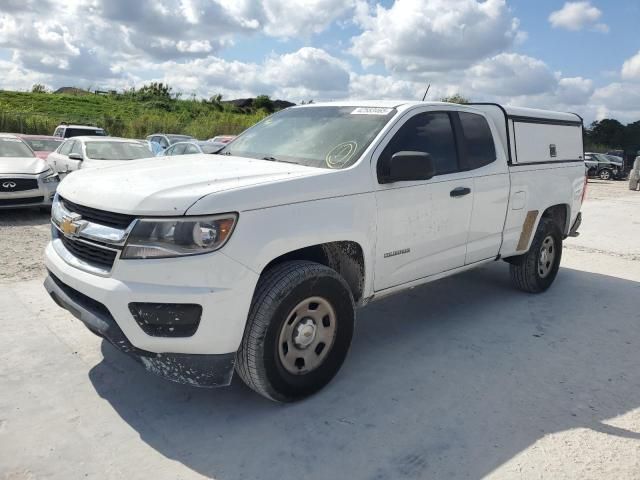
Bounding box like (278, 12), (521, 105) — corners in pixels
(457, 112), (496, 170)
(380, 112), (459, 176)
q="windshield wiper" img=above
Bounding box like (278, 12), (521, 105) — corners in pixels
(262, 156), (298, 164)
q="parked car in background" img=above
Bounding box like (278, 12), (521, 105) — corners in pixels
(207, 135), (236, 144)
(53, 124), (107, 138)
(0, 133), (59, 209)
(163, 140), (224, 156)
(146, 133), (195, 153)
(16, 134), (63, 160)
(584, 152), (625, 180)
(629, 156), (640, 191)
(47, 136), (153, 175)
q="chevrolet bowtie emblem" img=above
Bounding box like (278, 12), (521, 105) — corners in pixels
(60, 213), (83, 237)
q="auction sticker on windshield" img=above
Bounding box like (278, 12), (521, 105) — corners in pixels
(350, 107), (394, 115)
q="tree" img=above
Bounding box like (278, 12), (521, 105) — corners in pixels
(441, 94), (470, 104)
(587, 119), (625, 148)
(135, 82), (173, 101)
(253, 94), (274, 112)
(31, 83), (47, 93)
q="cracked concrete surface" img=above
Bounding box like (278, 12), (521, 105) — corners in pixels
(0, 180), (639, 479)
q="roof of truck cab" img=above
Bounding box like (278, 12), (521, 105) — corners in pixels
(293, 101), (582, 122)
(67, 136), (143, 143)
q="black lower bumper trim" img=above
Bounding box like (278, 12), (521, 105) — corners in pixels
(568, 212), (582, 237)
(44, 273), (235, 387)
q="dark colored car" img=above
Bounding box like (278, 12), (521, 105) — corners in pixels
(584, 152), (625, 180)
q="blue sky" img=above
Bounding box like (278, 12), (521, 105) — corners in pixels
(1, 0), (639, 122)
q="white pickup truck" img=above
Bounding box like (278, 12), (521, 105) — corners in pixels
(44, 101), (586, 402)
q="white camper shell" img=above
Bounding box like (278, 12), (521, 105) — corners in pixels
(471, 104), (584, 165)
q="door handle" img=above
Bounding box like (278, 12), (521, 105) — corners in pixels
(450, 187), (471, 197)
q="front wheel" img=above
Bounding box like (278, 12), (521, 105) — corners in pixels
(599, 169), (612, 180)
(236, 261), (355, 402)
(509, 217), (563, 293)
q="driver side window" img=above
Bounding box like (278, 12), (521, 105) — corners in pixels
(379, 112), (459, 177)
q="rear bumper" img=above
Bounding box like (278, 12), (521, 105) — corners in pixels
(44, 273), (235, 387)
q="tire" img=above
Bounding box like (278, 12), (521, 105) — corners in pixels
(510, 217), (563, 293)
(599, 169), (612, 180)
(236, 260), (355, 402)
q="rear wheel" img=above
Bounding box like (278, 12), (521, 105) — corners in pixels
(236, 261), (355, 402)
(510, 217), (563, 293)
(599, 169), (612, 180)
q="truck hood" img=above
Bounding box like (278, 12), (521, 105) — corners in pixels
(0, 156), (49, 175)
(57, 154), (327, 215)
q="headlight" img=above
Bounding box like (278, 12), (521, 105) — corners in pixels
(121, 214), (238, 259)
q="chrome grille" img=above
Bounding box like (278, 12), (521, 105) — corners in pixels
(56, 231), (118, 269)
(60, 196), (135, 229)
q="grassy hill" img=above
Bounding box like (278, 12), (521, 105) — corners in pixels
(0, 90), (270, 139)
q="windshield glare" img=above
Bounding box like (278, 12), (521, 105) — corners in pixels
(220, 106), (396, 169)
(86, 141), (151, 160)
(0, 138), (36, 158)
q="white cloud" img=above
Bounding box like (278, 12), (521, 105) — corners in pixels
(548, 2), (608, 32)
(350, 0), (523, 75)
(622, 50), (640, 81)
(465, 53), (556, 96)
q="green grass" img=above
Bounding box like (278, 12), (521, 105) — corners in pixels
(0, 91), (267, 138)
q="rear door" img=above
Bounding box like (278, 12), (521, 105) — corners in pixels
(374, 109), (474, 291)
(455, 112), (510, 264)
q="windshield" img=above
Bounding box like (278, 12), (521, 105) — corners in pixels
(24, 138), (62, 152)
(219, 106), (396, 169)
(0, 138), (36, 158)
(168, 135), (194, 144)
(86, 141), (152, 160)
(201, 143), (222, 154)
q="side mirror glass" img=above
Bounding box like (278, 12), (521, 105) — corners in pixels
(379, 151), (435, 184)
(68, 153), (83, 161)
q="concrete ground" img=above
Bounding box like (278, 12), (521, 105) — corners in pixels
(1, 180), (639, 480)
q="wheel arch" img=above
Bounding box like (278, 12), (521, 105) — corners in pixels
(260, 241), (366, 304)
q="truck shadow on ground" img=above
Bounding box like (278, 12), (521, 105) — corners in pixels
(89, 262), (640, 480)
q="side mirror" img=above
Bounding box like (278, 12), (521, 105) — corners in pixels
(68, 153), (83, 161)
(379, 151), (435, 184)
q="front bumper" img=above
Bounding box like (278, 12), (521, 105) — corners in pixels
(44, 240), (259, 356)
(0, 174), (57, 209)
(44, 273), (235, 387)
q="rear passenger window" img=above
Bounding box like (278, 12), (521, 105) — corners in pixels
(458, 112), (496, 169)
(381, 112), (459, 176)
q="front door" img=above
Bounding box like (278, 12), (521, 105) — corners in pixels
(374, 110), (474, 291)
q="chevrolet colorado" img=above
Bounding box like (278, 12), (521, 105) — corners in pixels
(44, 101), (586, 401)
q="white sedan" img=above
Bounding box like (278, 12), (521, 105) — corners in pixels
(47, 136), (153, 176)
(0, 133), (59, 209)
